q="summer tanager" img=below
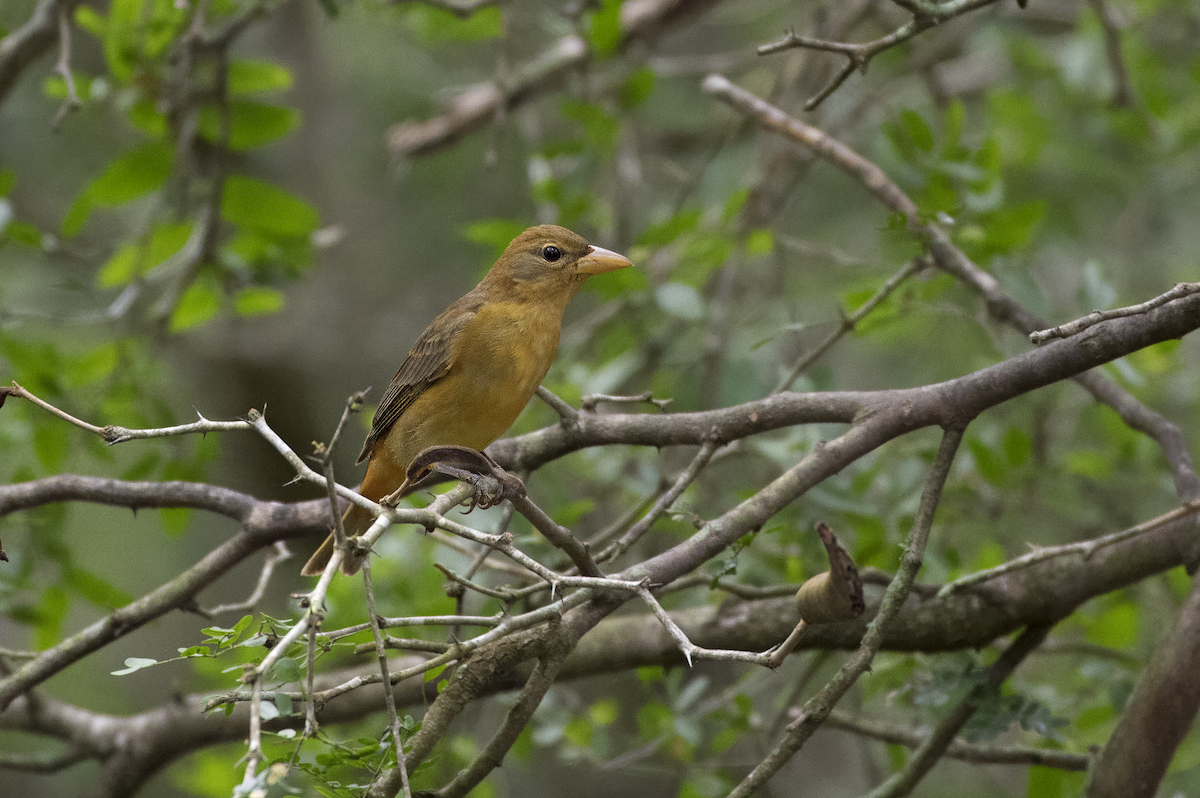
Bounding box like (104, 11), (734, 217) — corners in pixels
(302, 225), (632, 576)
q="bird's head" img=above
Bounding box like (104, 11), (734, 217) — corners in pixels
(487, 225), (632, 293)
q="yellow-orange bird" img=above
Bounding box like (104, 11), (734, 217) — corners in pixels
(302, 225), (631, 575)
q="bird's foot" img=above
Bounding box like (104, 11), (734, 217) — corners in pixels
(407, 445), (526, 512)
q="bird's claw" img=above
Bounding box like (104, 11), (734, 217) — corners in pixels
(406, 445), (526, 512)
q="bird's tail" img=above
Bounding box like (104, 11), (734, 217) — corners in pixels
(300, 501), (378, 576)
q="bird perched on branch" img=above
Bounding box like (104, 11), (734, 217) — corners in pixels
(302, 225), (632, 576)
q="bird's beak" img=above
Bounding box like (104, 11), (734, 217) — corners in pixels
(576, 245), (633, 275)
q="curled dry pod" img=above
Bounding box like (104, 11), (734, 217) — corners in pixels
(794, 522), (866, 625)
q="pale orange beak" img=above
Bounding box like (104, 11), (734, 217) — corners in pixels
(576, 245), (633, 275)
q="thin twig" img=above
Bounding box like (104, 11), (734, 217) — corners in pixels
(201, 541), (291, 616)
(756, 0), (1003, 109)
(595, 439), (718, 564)
(50, 5), (81, 129)
(509, 493), (605, 577)
(581, 391), (673, 412)
(1, 381), (252, 443)
(938, 499), (1200, 597)
(362, 558), (412, 798)
(774, 256), (929, 392)
(535, 385), (579, 422)
(1030, 283), (1200, 344)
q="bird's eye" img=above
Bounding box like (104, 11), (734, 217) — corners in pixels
(541, 245), (562, 262)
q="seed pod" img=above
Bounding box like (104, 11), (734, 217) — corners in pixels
(794, 522), (865, 625)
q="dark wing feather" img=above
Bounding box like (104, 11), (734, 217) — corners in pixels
(356, 295), (481, 463)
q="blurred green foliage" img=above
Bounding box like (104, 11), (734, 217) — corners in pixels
(1, 0), (1199, 796)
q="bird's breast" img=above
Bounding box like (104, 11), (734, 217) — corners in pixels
(381, 298), (565, 469)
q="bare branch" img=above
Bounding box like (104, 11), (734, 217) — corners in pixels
(535, 385), (579, 423)
(0, 0), (83, 107)
(386, 0), (724, 156)
(756, 0), (1005, 109)
(362, 558), (412, 798)
(201, 541), (292, 616)
(1, 381), (252, 444)
(49, 5), (81, 128)
(939, 499), (1200, 597)
(1030, 282), (1200, 344)
(581, 391), (673, 412)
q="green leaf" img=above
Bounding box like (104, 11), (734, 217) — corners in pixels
(0, 169), (14, 196)
(221, 175), (319, 238)
(563, 716), (592, 747)
(61, 194), (93, 238)
(33, 586), (70, 649)
(588, 0), (624, 57)
(676, 231), (732, 283)
(619, 66), (655, 109)
(74, 5), (105, 37)
(126, 100), (167, 138)
(1002, 427), (1032, 468)
(901, 108), (935, 152)
(88, 141), (174, 205)
(231, 613), (254, 638)
(33, 421), (71, 472)
(178, 645), (211, 658)
(227, 60), (293, 95)
(745, 228), (773, 256)
(1087, 600), (1139, 649)
(588, 698), (619, 726)
(406, 5), (502, 41)
(967, 437), (1006, 486)
(1080, 260), (1116, 311)
(637, 208), (702, 248)
(43, 71), (94, 101)
(6, 220), (43, 247)
(98, 222), (193, 287)
(721, 188), (750, 224)
(234, 287), (286, 317)
(561, 99), (619, 155)
(1027, 766), (1069, 798)
(112, 657), (159, 676)
(65, 565), (133, 609)
(63, 141), (174, 236)
(268, 656), (302, 684)
(169, 279), (222, 333)
(159, 507), (192, 534)
(198, 101), (299, 151)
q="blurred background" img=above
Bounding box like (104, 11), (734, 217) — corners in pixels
(2, 0), (1199, 795)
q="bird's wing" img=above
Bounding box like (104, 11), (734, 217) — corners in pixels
(356, 296), (480, 464)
